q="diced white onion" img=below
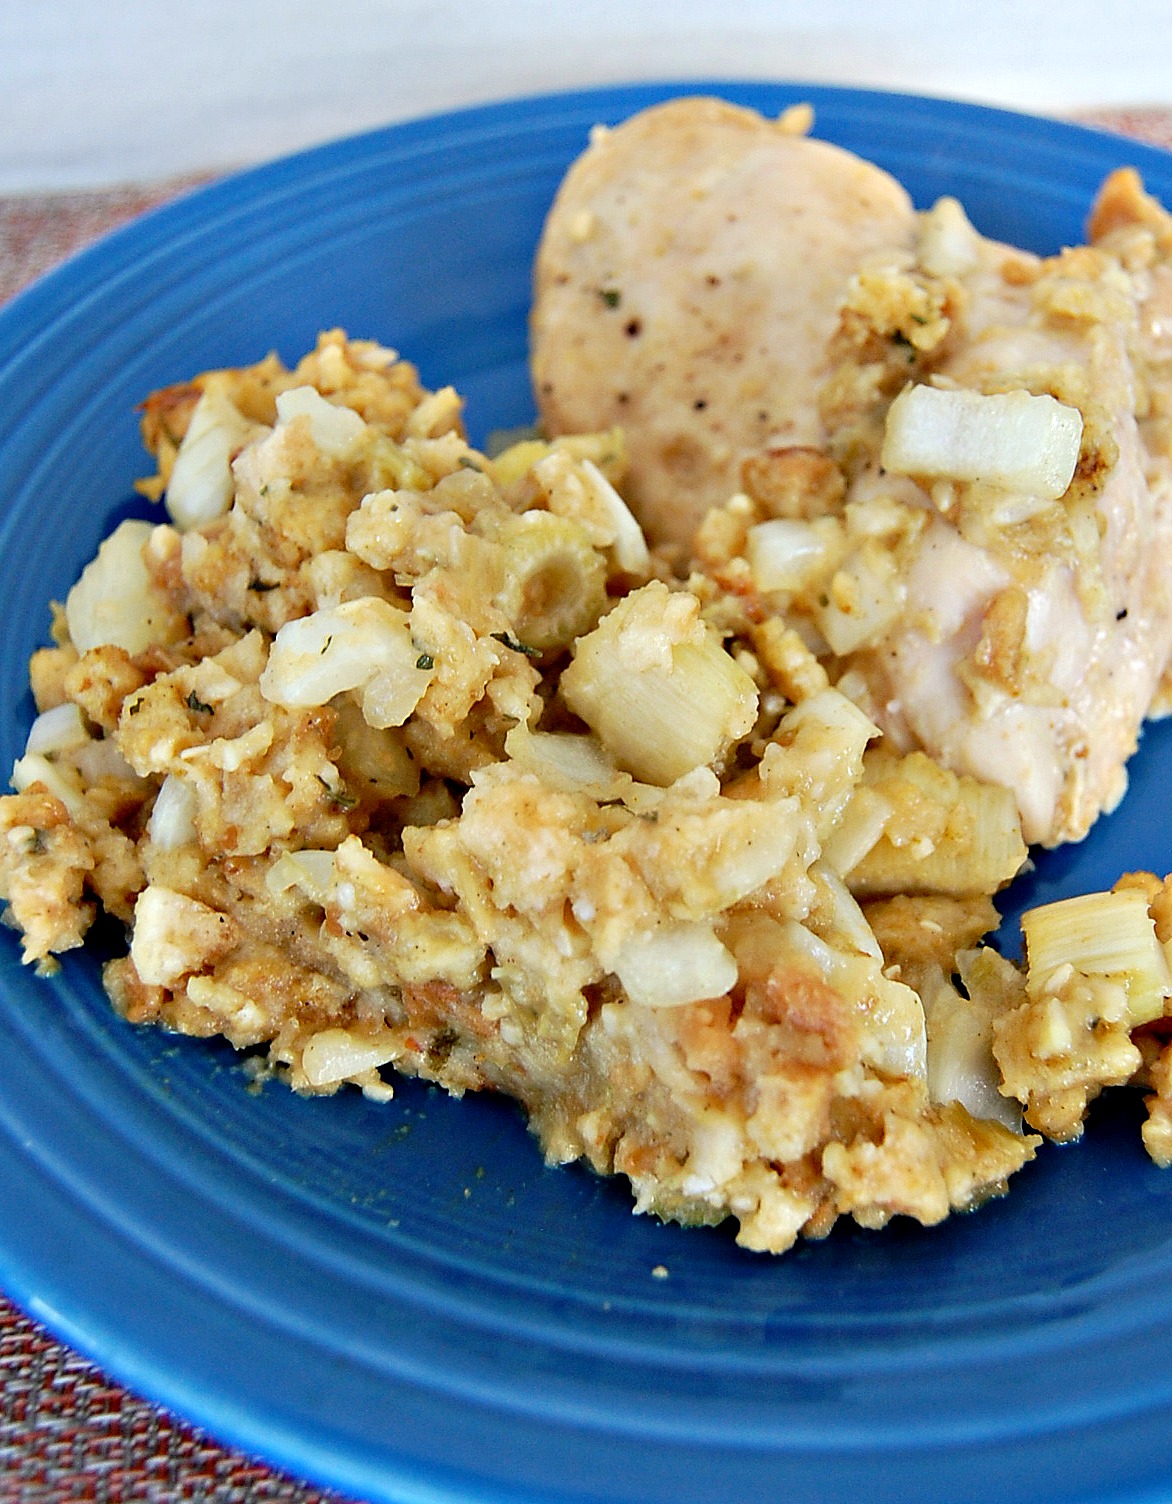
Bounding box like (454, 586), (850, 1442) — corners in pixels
(809, 860), (883, 960)
(815, 548), (904, 655)
(1023, 887), (1172, 1026)
(73, 738), (139, 784)
(265, 848), (336, 905)
(706, 798), (802, 909)
(148, 774), (198, 850)
(881, 385), (1084, 501)
(25, 703), (88, 757)
(11, 752), (84, 815)
(361, 665), (433, 731)
(776, 916), (839, 976)
(918, 196), (981, 278)
(746, 519), (830, 594)
(503, 724), (631, 800)
(924, 976), (1020, 1129)
(931, 1011), (1019, 1128)
(275, 385), (367, 459)
(854, 964), (929, 1081)
(581, 458), (651, 574)
(64, 519), (184, 655)
(820, 786), (892, 876)
(259, 597), (430, 726)
(165, 387), (257, 530)
(614, 922), (737, 1008)
(780, 685), (881, 756)
(301, 1027), (397, 1087)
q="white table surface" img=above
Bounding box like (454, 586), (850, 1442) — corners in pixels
(3, 0), (1170, 194)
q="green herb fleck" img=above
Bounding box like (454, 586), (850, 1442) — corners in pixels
(185, 690), (214, 715)
(316, 774), (357, 810)
(599, 287), (622, 308)
(248, 578), (279, 593)
(491, 631), (540, 659)
(416, 652), (435, 670)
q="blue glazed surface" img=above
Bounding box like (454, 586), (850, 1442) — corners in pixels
(2, 81), (1172, 1504)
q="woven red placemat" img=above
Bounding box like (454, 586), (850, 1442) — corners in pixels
(0, 176), (215, 309)
(0, 1302), (357, 1502)
(0, 102), (1170, 1504)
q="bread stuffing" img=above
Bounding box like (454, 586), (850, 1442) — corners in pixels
(5, 102), (1172, 1254)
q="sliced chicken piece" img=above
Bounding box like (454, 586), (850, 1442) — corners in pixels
(531, 96), (917, 550)
(1091, 170), (1172, 713)
(532, 97), (1172, 848)
(833, 173), (1172, 846)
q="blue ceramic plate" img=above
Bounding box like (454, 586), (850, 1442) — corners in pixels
(2, 82), (1172, 1504)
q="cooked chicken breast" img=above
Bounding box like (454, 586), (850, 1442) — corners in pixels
(532, 97), (1172, 849)
(830, 170), (1172, 846)
(531, 96), (918, 550)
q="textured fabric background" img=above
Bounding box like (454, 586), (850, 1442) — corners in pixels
(0, 1303), (355, 1501)
(0, 103), (1169, 1504)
